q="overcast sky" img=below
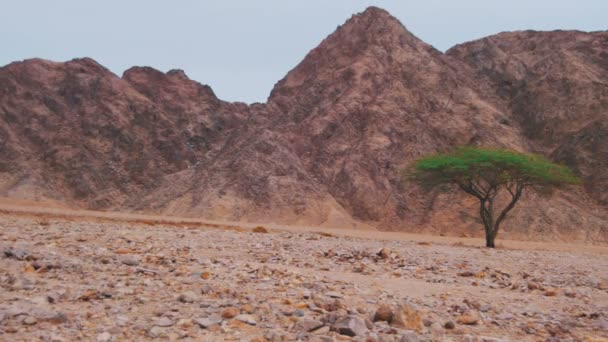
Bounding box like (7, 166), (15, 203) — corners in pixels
(1, 1), (606, 103)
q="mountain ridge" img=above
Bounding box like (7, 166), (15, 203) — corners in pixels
(1, 7), (606, 242)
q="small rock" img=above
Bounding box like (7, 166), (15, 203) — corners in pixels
(176, 318), (193, 328)
(377, 247), (391, 259)
(297, 319), (324, 332)
(3, 248), (29, 260)
(32, 309), (68, 324)
(23, 316), (37, 325)
(334, 315), (368, 337)
(373, 304), (393, 322)
(399, 330), (419, 342)
(457, 310), (480, 325)
(115, 315), (130, 327)
(156, 317), (174, 327)
(429, 322), (444, 338)
(313, 326), (331, 335)
(148, 326), (165, 338)
(444, 321), (455, 329)
(479, 304), (492, 312)
(222, 307), (239, 319)
(177, 291), (197, 303)
(235, 314), (257, 325)
(201, 284), (214, 294)
(527, 282), (539, 290)
(325, 291), (343, 298)
(96, 332), (112, 342)
(193, 316), (222, 328)
(391, 304), (423, 331)
(544, 288), (558, 297)
(121, 257), (139, 266)
(241, 304), (254, 314)
(252, 226), (269, 233)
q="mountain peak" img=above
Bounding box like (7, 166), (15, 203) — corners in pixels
(343, 6), (414, 39)
(268, 6), (438, 104)
(358, 6), (392, 18)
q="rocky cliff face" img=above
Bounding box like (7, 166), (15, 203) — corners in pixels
(448, 30), (608, 207)
(0, 58), (198, 207)
(0, 7), (606, 242)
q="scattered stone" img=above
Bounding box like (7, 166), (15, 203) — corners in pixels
(544, 288), (559, 297)
(0, 213), (605, 341)
(201, 283), (214, 294)
(235, 314), (257, 325)
(222, 307), (239, 319)
(334, 315), (368, 337)
(177, 291), (197, 303)
(398, 330), (419, 342)
(32, 310), (68, 324)
(114, 248), (135, 254)
(115, 315), (129, 327)
(241, 304), (254, 314)
(429, 322), (444, 338)
(78, 290), (99, 301)
(96, 332), (112, 342)
(148, 326), (165, 338)
(325, 291), (343, 298)
(457, 310), (481, 325)
(253, 226), (269, 233)
(121, 257), (139, 266)
(373, 304), (393, 322)
(377, 248), (391, 259)
(194, 316), (222, 329)
(297, 319), (324, 332)
(3, 248), (29, 260)
(23, 316), (37, 325)
(156, 317), (174, 327)
(391, 304), (423, 331)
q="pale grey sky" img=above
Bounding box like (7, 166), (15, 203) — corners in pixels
(1, 1), (606, 103)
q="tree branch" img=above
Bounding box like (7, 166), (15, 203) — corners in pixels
(493, 182), (524, 232)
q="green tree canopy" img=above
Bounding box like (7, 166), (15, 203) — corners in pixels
(407, 146), (581, 247)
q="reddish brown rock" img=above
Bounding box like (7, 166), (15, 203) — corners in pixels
(0, 7), (606, 242)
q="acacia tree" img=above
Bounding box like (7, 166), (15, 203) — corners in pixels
(407, 147), (580, 248)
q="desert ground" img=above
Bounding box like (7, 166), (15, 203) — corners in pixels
(0, 200), (607, 342)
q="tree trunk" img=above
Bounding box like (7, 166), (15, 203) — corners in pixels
(485, 231), (496, 248)
(480, 199), (495, 248)
(461, 181), (523, 249)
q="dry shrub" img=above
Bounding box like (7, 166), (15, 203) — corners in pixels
(252, 226), (269, 234)
(38, 218), (50, 226)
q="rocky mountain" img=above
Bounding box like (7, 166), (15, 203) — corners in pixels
(0, 7), (606, 242)
(0, 58), (249, 209)
(448, 30), (608, 206)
